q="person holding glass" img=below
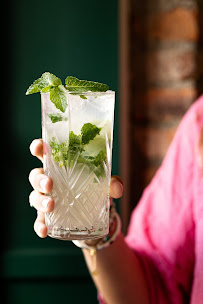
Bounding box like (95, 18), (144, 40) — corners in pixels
(29, 95), (203, 304)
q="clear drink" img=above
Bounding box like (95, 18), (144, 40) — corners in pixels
(41, 91), (115, 240)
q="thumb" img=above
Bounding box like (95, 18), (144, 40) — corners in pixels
(110, 176), (123, 199)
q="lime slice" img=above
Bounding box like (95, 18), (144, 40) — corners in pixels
(82, 136), (106, 157)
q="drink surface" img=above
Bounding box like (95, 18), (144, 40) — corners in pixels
(41, 91), (115, 240)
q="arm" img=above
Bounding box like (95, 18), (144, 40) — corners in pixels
(83, 233), (149, 304)
(83, 97), (202, 304)
(29, 139), (149, 304)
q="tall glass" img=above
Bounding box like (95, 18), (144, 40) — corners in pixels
(41, 90), (115, 240)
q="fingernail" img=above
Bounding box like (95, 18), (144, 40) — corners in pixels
(117, 182), (123, 197)
(40, 178), (47, 191)
(30, 140), (39, 155)
(38, 224), (44, 236)
(42, 198), (49, 209)
(111, 176), (123, 186)
(111, 177), (123, 192)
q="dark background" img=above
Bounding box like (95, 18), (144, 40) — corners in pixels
(3, 0), (119, 303)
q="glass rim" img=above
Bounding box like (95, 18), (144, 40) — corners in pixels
(41, 90), (115, 96)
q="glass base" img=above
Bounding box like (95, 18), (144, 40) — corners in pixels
(47, 226), (109, 241)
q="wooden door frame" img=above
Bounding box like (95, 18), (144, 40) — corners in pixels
(119, 0), (131, 234)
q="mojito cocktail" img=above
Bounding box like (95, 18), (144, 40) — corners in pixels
(26, 73), (115, 240)
(42, 91), (114, 239)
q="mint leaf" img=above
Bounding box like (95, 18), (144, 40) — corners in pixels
(49, 132), (83, 166)
(91, 149), (106, 167)
(49, 126), (106, 177)
(26, 72), (67, 113)
(49, 139), (70, 167)
(26, 72), (62, 95)
(80, 94), (87, 99)
(65, 76), (109, 93)
(49, 139), (66, 166)
(68, 131), (83, 154)
(90, 149), (106, 177)
(50, 85), (67, 113)
(81, 123), (101, 145)
(48, 113), (64, 123)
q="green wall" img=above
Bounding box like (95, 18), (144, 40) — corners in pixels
(3, 0), (119, 303)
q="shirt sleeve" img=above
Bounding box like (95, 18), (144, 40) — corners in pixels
(125, 100), (199, 303)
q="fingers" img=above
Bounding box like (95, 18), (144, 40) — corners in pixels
(29, 190), (54, 213)
(29, 166), (54, 239)
(29, 168), (53, 193)
(110, 175), (123, 199)
(30, 139), (43, 162)
(33, 210), (48, 238)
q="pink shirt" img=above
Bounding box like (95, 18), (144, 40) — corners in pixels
(125, 95), (203, 303)
(99, 95), (203, 303)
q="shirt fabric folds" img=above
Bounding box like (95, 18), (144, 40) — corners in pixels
(99, 96), (203, 303)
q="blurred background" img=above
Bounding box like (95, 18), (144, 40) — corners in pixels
(3, 0), (118, 303)
(2, 0), (203, 303)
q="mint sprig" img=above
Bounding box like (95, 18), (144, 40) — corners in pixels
(26, 72), (67, 113)
(26, 72), (62, 94)
(26, 72), (109, 113)
(49, 123), (105, 176)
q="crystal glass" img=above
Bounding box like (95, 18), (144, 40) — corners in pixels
(41, 90), (115, 240)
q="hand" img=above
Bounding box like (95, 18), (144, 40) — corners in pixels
(28, 139), (124, 238)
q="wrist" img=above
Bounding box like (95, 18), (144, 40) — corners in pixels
(73, 204), (121, 276)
